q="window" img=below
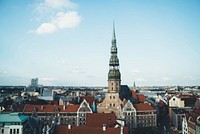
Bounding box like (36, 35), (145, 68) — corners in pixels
(2, 129), (4, 134)
(113, 96), (115, 99)
(13, 129), (16, 134)
(17, 129), (19, 134)
(113, 103), (115, 107)
(10, 129), (12, 134)
(110, 96), (112, 99)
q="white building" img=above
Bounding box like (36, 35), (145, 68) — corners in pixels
(182, 115), (188, 134)
(169, 96), (184, 108)
(122, 100), (137, 134)
(0, 113), (29, 134)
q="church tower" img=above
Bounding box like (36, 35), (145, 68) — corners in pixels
(97, 22), (122, 116)
(108, 22), (121, 93)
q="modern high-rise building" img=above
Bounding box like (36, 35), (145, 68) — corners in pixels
(97, 22), (122, 116)
(31, 78), (38, 87)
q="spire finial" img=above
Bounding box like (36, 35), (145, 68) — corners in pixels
(112, 19), (116, 40)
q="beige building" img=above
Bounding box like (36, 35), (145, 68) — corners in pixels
(169, 96), (185, 121)
(134, 104), (157, 128)
(169, 96), (185, 108)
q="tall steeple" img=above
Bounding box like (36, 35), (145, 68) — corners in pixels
(97, 22), (122, 116)
(112, 21), (116, 44)
(108, 22), (121, 93)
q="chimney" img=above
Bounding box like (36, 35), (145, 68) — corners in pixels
(68, 124), (71, 129)
(103, 124), (106, 131)
(41, 105), (44, 110)
(63, 105), (66, 110)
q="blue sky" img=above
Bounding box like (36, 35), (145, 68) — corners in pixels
(0, 0), (200, 86)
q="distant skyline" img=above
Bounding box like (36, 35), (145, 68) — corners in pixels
(0, 0), (200, 86)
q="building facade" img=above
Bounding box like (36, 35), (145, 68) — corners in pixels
(77, 99), (92, 126)
(122, 100), (137, 134)
(171, 108), (187, 132)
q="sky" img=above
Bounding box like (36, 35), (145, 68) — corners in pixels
(0, 0), (200, 86)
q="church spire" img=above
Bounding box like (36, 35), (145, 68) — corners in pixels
(108, 21), (121, 83)
(111, 20), (117, 52)
(112, 20), (116, 41)
(109, 21), (119, 67)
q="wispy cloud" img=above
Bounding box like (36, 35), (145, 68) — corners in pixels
(41, 77), (58, 81)
(136, 78), (146, 82)
(130, 68), (141, 74)
(36, 22), (57, 34)
(36, 11), (81, 34)
(35, 0), (77, 14)
(31, 0), (81, 35)
(71, 66), (85, 74)
(162, 77), (171, 81)
(184, 76), (199, 81)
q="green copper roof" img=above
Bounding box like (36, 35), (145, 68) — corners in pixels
(108, 22), (121, 80)
(109, 55), (119, 66)
(109, 22), (119, 67)
(112, 20), (116, 42)
(108, 69), (121, 80)
(0, 113), (28, 123)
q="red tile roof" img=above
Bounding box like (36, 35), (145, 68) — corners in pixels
(131, 91), (146, 103)
(86, 113), (116, 127)
(80, 96), (95, 105)
(137, 94), (146, 103)
(23, 104), (79, 113)
(134, 104), (155, 111)
(132, 90), (138, 99)
(55, 125), (129, 134)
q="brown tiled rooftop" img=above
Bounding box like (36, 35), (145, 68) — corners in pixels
(86, 113), (116, 127)
(137, 94), (146, 103)
(55, 125), (128, 134)
(80, 96), (95, 105)
(134, 103), (155, 111)
(132, 90), (138, 99)
(23, 104), (79, 113)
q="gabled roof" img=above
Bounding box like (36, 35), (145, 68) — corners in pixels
(134, 104), (155, 111)
(132, 90), (138, 99)
(0, 113), (28, 123)
(23, 104), (79, 113)
(86, 113), (116, 127)
(137, 94), (146, 103)
(131, 90), (146, 103)
(55, 125), (129, 134)
(80, 96), (95, 105)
